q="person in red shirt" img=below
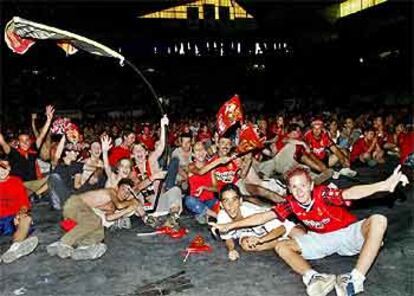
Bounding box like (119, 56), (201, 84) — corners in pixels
(185, 142), (220, 224)
(304, 119), (356, 177)
(137, 124), (156, 151)
(210, 165), (409, 296)
(108, 130), (135, 167)
(197, 124), (213, 144)
(0, 160), (38, 263)
(211, 136), (239, 193)
(399, 130), (414, 167)
(350, 126), (384, 167)
(373, 116), (393, 150)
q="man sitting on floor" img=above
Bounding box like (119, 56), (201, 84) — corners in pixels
(0, 159), (38, 263)
(210, 165), (409, 296)
(47, 178), (144, 260)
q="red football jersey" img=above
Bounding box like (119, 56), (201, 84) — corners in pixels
(211, 155), (239, 193)
(350, 138), (371, 163)
(188, 170), (215, 202)
(272, 185), (357, 233)
(400, 132), (414, 164)
(304, 130), (334, 160)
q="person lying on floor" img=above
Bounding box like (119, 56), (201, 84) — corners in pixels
(210, 165), (409, 296)
(214, 183), (305, 262)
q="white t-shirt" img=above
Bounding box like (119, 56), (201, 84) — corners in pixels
(217, 202), (295, 241)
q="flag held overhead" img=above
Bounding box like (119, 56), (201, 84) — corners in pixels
(216, 94), (244, 136)
(4, 16), (125, 64)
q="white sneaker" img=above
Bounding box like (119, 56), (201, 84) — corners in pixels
(47, 241), (74, 258)
(306, 273), (336, 296)
(1, 236), (39, 263)
(71, 243), (107, 260)
(335, 273), (364, 296)
(339, 168), (357, 178)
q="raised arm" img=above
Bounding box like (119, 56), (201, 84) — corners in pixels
(101, 135), (113, 179)
(0, 132), (11, 154)
(342, 165), (409, 200)
(149, 115), (169, 161)
(31, 113), (40, 138)
(36, 105), (55, 149)
(51, 135), (66, 168)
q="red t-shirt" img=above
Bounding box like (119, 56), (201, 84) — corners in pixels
(211, 155), (239, 193)
(304, 130), (334, 160)
(400, 132), (414, 164)
(108, 146), (131, 168)
(350, 138), (371, 163)
(197, 131), (213, 143)
(375, 129), (391, 148)
(188, 170), (215, 202)
(0, 176), (31, 218)
(272, 185), (356, 233)
(138, 135), (156, 151)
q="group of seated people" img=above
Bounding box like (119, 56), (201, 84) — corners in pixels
(0, 104), (412, 296)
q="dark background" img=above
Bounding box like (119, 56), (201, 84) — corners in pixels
(0, 0), (412, 122)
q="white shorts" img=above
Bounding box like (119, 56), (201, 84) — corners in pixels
(295, 219), (366, 260)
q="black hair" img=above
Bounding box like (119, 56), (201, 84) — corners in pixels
(363, 124), (375, 133)
(117, 178), (134, 188)
(122, 129), (134, 139)
(286, 123), (302, 133)
(180, 132), (192, 139)
(219, 183), (241, 201)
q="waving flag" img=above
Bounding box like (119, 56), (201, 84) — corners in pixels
(216, 94), (244, 136)
(237, 123), (265, 154)
(4, 16), (124, 64)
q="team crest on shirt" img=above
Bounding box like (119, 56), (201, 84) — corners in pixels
(302, 218), (330, 229)
(215, 171), (236, 183)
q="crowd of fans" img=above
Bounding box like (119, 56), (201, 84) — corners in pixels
(0, 101), (412, 296)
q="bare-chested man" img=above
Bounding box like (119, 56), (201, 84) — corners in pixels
(47, 178), (144, 260)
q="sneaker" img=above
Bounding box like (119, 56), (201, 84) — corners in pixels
(163, 213), (180, 230)
(1, 236), (39, 263)
(119, 217), (132, 229)
(144, 215), (159, 228)
(71, 243), (107, 261)
(110, 217), (132, 231)
(195, 212), (208, 225)
(339, 168), (357, 178)
(47, 241), (74, 258)
(335, 273), (364, 296)
(306, 273), (336, 296)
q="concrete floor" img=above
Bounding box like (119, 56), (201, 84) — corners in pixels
(1, 164), (413, 296)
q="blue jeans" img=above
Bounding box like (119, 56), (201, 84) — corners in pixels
(184, 195), (217, 217)
(164, 157), (180, 191)
(48, 173), (71, 210)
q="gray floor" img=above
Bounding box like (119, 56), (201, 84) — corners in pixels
(1, 164), (413, 296)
